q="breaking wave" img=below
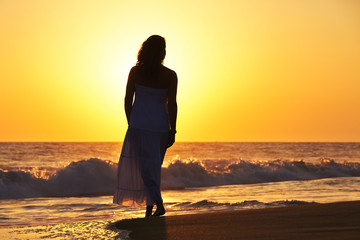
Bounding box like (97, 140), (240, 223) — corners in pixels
(161, 158), (360, 188)
(1, 158), (360, 199)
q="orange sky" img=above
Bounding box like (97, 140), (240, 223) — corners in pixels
(1, 0), (359, 142)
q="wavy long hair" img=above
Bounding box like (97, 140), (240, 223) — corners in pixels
(136, 35), (166, 78)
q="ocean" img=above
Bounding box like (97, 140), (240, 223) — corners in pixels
(1, 142), (360, 239)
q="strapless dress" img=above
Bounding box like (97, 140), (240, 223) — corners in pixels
(113, 84), (169, 206)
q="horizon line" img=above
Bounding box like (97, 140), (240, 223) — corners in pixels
(1, 140), (359, 143)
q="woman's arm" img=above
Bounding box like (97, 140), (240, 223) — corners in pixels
(167, 71), (178, 148)
(124, 68), (136, 124)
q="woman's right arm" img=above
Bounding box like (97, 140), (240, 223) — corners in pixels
(124, 67), (136, 124)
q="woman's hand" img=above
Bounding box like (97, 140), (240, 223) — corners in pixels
(167, 132), (176, 148)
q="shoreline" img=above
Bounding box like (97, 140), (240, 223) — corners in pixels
(1, 201), (359, 239)
(114, 201), (360, 240)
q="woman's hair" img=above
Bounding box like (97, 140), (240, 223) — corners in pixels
(136, 35), (166, 78)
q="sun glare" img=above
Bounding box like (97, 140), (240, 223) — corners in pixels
(1, 0), (359, 141)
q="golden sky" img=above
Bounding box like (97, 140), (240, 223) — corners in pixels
(1, 0), (359, 142)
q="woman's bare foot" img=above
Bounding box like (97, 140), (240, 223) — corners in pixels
(152, 203), (165, 217)
(145, 205), (153, 217)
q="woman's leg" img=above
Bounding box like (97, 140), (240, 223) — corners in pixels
(152, 132), (168, 216)
(140, 131), (168, 217)
(146, 205), (153, 217)
(152, 201), (165, 216)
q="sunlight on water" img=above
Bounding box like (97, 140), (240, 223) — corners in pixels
(162, 177), (360, 205)
(2, 142), (360, 172)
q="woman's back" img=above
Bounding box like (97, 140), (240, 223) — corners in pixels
(131, 65), (175, 89)
(129, 83), (169, 132)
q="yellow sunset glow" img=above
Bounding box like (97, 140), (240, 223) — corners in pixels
(1, 0), (359, 141)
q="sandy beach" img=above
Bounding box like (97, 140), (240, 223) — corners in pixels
(114, 201), (360, 240)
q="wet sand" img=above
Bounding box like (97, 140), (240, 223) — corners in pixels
(114, 201), (360, 240)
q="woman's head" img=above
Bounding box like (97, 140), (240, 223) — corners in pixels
(136, 35), (166, 76)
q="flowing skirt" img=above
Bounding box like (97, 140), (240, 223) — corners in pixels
(113, 127), (168, 206)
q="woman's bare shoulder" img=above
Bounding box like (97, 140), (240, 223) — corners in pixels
(128, 66), (143, 81)
(161, 66), (177, 80)
(130, 65), (140, 74)
(163, 65), (176, 73)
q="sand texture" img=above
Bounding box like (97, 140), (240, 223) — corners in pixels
(114, 201), (360, 240)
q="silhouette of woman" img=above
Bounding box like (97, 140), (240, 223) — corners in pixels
(113, 35), (178, 217)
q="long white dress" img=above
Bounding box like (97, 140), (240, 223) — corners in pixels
(113, 84), (169, 206)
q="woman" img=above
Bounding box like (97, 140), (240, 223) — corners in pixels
(113, 35), (177, 217)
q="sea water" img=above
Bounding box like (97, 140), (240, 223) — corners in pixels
(1, 142), (360, 239)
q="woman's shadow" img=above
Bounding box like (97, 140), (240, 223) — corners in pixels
(109, 217), (167, 240)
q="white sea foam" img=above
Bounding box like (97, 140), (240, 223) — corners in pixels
(1, 158), (360, 199)
(161, 158), (360, 188)
(0, 158), (117, 199)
